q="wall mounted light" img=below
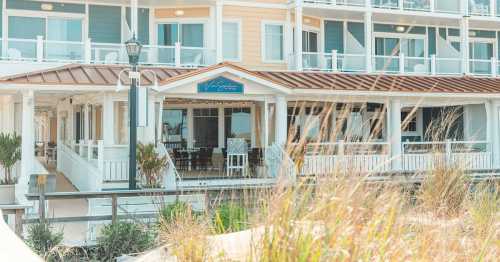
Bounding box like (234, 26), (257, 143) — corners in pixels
(41, 3), (54, 11)
(395, 26), (406, 33)
(175, 10), (185, 16)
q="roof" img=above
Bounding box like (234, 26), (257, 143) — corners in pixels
(2, 62), (500, 94)
(0, 64), (194, 86)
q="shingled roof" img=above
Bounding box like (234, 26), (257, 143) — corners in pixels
(2, 62), (500, 94)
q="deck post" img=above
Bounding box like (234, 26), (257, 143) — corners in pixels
(84, 38), (92, 64)
(97, 140), (104, 172)
(388, 99), (402, 171)
(111, 194), (118, 224)
(461, 16), (469, 75)
(338, 140), (345, 172)
(36, 35), (44, 62)
(430, 55), (436, 75)
(445, 139), (452, 167)
(87, 140), (93, 161)
(331, 50), (338, 72)
(79, 139), (85, 156)
(175, 42), (181, 67)
(15, 209), (24, 238)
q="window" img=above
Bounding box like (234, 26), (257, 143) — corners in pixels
(401, 111), (417, 132)
(157, 23), (204, 47)
(224, 108), (251, 147)
(193, 108), (219, 148)
(222, 22), (240, 61)
(263, 23), (284, 62)
(162, 109), (188, 146)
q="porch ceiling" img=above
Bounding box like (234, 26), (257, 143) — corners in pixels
(3, 62), (500, 96)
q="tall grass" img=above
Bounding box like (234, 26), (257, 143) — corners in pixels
(151, 103), (499, 261)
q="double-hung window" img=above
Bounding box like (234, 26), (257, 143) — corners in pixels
(222, 21), (241, 61)
(262, 22), (284, 62)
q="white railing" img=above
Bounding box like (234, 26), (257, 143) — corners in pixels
(402, 140), (492, 172)
(45, 40), (85, 62)
(469, 2), (491, 16)
(58, 143), (102, 191)
(435, 57), (463, 75)
(265, 144), (297, 183)
(180, 46), (216, 67)
(91, 43), (128, 64)
(302, 51), (366, 72)
(300, 0), (463, 14)
(4, 38), (38, 61)
(298, 141), (391, 175)
(157, 143), (180, 190)
(373, 55), (400, 73)
(469, 58), (494, 76)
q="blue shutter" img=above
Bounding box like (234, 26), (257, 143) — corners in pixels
(6, 0), (84, 13)
(324, 21), (344, 53)
(89, 5), (122, 44)
(126, 7), (150, 45)
(347, 22), (364, 48)
(428, 27), (436, 56)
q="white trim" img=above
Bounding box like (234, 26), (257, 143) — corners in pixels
(261, 20), (286, 64)
(156, 66), (292, 94)
(222, 19), (242, 62)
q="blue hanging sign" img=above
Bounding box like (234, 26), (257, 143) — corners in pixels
(197, 76), (244, 94)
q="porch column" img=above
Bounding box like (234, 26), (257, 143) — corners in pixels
(388, 99), (402, 171)
(485, 100), (500, 168)
(461, 16), (469, 75)
(275, 96), (288, 146)
(215, 0), (223, 63)
(156, 97), (164, 145)
(102, 94), (114, 146)
(139, 93), (156, 144)
(84, 104), (90, 141)
(19, 91), (35, 203)
(285, 9), (293, 68)
(260, 100), (269, 148)
(187, 108), (194, 148)
(295, 0), (303, 71)
(364, 12), (373, 73)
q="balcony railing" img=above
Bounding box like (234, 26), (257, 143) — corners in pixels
(299, 51), (500, 77)
(299, 0), (493, 16)
(0, 37), (216, 68)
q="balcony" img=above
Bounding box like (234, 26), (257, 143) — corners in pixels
(0, 38), (216, 68)
(299, 51), (499, 77)
(299, 0), (481, 16)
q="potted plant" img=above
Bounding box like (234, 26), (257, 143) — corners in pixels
(137, 143), (168, 188)
(0, 133), (21, 204)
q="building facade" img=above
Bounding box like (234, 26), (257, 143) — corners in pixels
(0, 0), (500, 206)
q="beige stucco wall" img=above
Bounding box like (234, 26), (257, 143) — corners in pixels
(223, 5), (288, 71)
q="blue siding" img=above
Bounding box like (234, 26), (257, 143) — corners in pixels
(126, 8), (150, 44)
(89, 5), (122, 44)
(324, 21), (344, 53)
(6, 0), (85, 13)
(347, 22), (364, 47)
(428, 27), (436, 56)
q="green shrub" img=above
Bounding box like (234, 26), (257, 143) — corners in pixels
(25, 221), (63, 259)
(97, 222), (155, 260)
(213, 203), (248, 234)
(159, 201), (192, 224)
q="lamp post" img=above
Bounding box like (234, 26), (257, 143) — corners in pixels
(125, 35), (142, 190)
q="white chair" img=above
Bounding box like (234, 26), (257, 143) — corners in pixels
(413, 64), (427, 74)
(7, 48), (22, 60)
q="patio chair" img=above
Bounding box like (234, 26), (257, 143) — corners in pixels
(104, 52), (119, 64)
(7, 49), (22, 60)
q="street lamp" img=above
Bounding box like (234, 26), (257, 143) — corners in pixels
(125, 35), (142, 190)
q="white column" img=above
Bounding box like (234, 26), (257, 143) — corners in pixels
(102, 94), (114, 146)
(157, 97), (164, 145)
(388, 99), (402, 171)
(364, 12), (373, 73)
(140, 92), (156, 144)
(485, 100), (500, 168)
(461, 17), (469, 75)
(260, 100), (269, 148)
(275, 96), (288, 146)
(295, 0), (303, 71)
(84, 104), (90, 142)
(215, 0), (223, 63)
(19, 91), (35, 203)
(130, 0), (138, 36)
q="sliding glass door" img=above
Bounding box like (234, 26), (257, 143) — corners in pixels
(469, 41), (494, 75)
(157, 23), (205, 65)
(375, 36), (425, 73)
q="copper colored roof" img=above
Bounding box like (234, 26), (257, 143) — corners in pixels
(0, 64), (194, 86)
(2, 62), (500, 94)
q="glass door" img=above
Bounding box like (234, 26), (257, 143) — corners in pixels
(193, 108), (219, 148)
(157, 23), (205, 65)
(375, 37), (400, 72)
(469, 42), (493, 74)
(46, 17), (83, 61)
(302, 31), (319, 68)
(401, 38), (426, 73)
